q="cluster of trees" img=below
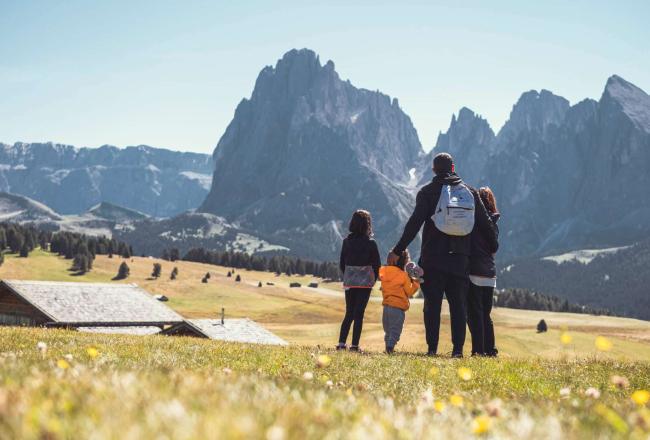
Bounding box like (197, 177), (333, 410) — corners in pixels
(0, 223), (48, 261)
(161, 248), (180, 261)
(496, 288), (612, 316)
(181, 248), (341, 280)
(50, 231), (134, 274)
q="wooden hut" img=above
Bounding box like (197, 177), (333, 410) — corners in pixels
(163, 318), (288, 345)
(0, 280), (183, 334)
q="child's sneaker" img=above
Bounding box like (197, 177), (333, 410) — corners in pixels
(336, 343), (347, 351)
(349, 345), (362, 353)
(385, 346), (395, 354)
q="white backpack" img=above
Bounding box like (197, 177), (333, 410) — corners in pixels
(432, 184), (475, 236)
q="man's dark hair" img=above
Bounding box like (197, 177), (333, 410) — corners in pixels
(433, 152), (454, 175)
(348, 209), (373, 237)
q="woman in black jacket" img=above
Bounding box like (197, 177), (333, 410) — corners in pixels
(337, 210), (381, 351)
(467, 187), (500, 356)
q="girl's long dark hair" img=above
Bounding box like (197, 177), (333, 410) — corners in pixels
(348, 210), (373, 237)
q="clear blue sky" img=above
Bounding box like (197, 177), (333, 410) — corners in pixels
(1, 0), (648, 153)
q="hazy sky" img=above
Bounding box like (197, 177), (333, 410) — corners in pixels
(1, 0), (648, 153)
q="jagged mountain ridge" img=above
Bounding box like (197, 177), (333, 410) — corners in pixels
(200, 49), (423, 259)
(422, 75), (650, 259)
(0, 142), (214, 218)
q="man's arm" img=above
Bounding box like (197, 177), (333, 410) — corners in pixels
(472, 190), (498, 253)
(391, 189), (431, 256)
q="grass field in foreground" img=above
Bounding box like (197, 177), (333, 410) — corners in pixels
(2, 249), (650, 360)
(1, 327), (650, 439)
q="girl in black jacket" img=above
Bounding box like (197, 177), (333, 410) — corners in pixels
(467, 187), (500, 356)
(337, 210), (381, 351)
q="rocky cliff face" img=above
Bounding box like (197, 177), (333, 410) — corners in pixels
(200, 49), (423, 259)
(0, 142), (213, 217)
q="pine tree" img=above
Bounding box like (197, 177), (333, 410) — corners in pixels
(115, 262), (130, 280)
(151, 263), (162, 278)
(72, 255), (89, 274)
(170, 267), (178, 280)
(258, 281), (262, 287)
(0, 229), (6, 251)
(7, 228), (24, 254)
(19, 243), (29, 258)
(161, 249), (170, 261)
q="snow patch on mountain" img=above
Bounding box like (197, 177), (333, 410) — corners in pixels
(179, 171), (213, 190)
(543, 246), (632, 265)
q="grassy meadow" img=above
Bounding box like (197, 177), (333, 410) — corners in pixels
(1, 327), (650, 439)
(1, 249), (650, 438)
(1, 249), (650, 359)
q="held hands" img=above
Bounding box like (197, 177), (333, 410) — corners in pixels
(387, 251), (400, 266)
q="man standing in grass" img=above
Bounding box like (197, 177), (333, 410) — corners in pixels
(388, 153), (497, 357)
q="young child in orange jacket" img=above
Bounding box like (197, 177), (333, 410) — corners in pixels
(379, 250), (421, 354)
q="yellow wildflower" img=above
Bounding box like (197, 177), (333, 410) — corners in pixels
(631, 390), (650, 406)
(86, 347), (100, 359)
(316, 354), (331, 368)
(56, 359), (70, 370)
(472, 415), (491, 435)
(560, 332), (572, 345)
(434, 400), (446, 412)
(449, 394), (464, 407)
(595, 336), (613, 352)
(458, 367), (472, 381)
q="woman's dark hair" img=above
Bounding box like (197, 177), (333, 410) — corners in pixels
(394, 249), (410, 270)
(479, 187), (498, 215)
(348, 210), (373, 237)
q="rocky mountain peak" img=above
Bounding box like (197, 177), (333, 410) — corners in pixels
(200, 48), (423, 258)
(418, 107), (495, 186)
(600, 75), (650, 132)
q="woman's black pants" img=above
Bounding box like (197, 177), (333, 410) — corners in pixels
(467, 284), (497, 356)
(338, 288), (372, 346)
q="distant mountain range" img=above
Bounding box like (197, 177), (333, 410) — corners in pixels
(3, 47), (650, 317)
(0, 142), (213, 218)
(199, 49), (650, 262)
(3, 48), (650, 266)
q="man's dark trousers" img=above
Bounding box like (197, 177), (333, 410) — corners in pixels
(421, 268), (469, 354)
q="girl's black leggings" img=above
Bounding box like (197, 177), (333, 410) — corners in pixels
(338, 288), (372, 346)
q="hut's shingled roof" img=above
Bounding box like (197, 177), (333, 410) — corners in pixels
(179, 319), (288, 345)
(2, 280), (183, 324)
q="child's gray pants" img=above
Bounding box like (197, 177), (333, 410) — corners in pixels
(383, 305), (405, 348)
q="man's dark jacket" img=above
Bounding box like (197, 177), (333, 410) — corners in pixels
(392, 173), (498, 278)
